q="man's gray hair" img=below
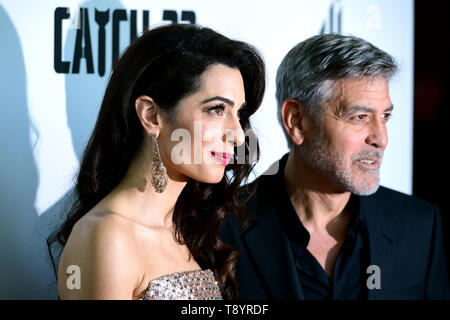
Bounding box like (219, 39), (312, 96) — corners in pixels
(276, 33), (398, 145)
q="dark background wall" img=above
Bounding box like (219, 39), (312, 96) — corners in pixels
(413, 0), (450, 274)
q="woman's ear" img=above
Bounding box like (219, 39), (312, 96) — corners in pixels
(281, 99), (312, 146)
(135, 95), (163, 136)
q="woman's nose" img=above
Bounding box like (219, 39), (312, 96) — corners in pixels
(225, 116), (245, 147)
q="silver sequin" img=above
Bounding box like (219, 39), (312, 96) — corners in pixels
(139, 269), (223, 300)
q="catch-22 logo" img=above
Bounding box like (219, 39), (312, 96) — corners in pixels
(54, 7), (196, 76)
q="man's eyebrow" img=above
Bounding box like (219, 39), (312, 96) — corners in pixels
(201, 96), (235, 107)
(342, 104), (394, 116)
(384, 105), (394, 112)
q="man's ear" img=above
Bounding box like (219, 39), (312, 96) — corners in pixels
(281, 99), (312, 146)
(135, 95), (163, 136)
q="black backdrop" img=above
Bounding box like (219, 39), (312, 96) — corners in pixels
(414, 0), (450, 276)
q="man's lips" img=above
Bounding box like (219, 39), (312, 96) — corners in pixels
(211, 151), (233, 166)
(356, 158), (381, 169)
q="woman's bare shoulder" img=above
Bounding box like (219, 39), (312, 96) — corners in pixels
(62, 210), (138, 258)
(57, 210), (144, 299)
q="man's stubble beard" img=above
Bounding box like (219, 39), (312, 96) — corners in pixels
(298, 122), (381, 196)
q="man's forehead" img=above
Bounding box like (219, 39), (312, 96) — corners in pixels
(338, 77), (389, 94)
(327, 77), (392, 115)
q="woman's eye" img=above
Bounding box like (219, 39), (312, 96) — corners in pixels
(208, 104), (225, 116)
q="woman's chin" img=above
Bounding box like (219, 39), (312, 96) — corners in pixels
(193, 167), (226, 184)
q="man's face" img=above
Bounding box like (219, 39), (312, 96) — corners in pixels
(300, 77), (393, 195)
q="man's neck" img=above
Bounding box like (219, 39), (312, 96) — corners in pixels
(283, 151), (352, 230)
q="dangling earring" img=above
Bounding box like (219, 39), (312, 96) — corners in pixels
(150, 133), (168, 193)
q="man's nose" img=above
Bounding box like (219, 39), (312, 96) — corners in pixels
(365, 117), (388, 150)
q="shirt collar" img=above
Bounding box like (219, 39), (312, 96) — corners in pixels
(273, 153), (366, 248)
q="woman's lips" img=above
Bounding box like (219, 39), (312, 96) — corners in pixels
(210, 151), (233, 166)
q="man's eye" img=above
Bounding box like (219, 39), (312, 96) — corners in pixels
(208, 104), (225, 116)
(351, 114), (369, 122)
(383, 113), (393, 121)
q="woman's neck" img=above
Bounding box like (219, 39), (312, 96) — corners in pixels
(98, 148), (188, 229)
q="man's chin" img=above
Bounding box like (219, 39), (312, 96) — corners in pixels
(353, 184), (380, 196)
(349, 178), (380, 196)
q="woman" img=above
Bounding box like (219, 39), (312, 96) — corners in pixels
(48, 23), (265, 300)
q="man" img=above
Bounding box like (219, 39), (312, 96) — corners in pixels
(221, 34), (449, 299)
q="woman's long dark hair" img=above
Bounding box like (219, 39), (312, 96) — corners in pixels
(47, 23), (265, 299)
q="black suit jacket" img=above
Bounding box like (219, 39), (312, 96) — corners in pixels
(221, 160), (450, 300)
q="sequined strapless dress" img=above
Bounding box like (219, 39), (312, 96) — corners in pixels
(139, 269), (223, 300)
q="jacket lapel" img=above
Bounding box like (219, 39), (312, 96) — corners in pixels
(241, 205), (304, 299)
(360, 195), (397, 299)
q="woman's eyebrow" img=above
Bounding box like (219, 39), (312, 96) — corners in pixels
(201, 96), (235, 107)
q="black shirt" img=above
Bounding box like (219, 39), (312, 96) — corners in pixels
(275, 154), (369, 299)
